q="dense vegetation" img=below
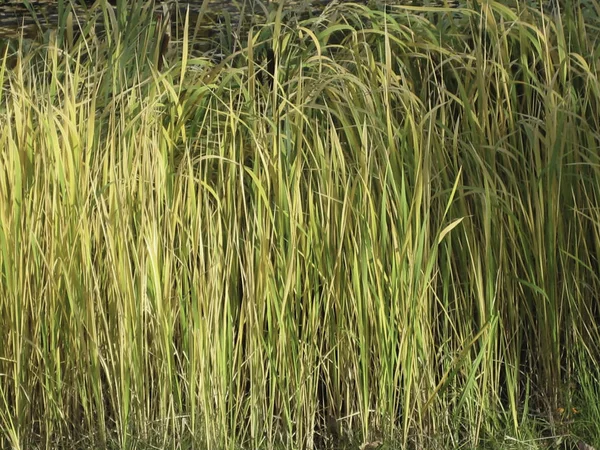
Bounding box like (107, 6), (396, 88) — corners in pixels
(1, 0), (600, 448)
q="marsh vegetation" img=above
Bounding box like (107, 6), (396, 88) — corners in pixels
(1, 0), (600, 449)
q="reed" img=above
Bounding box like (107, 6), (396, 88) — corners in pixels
(1, 0), (600, 449)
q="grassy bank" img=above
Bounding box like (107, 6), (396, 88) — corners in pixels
(1, 1), (600, 448)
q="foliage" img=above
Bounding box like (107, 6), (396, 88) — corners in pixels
(1, 1), (600, 448)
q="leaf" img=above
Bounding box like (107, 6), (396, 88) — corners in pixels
(438, 217), (464, 244)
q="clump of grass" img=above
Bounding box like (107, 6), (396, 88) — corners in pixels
(1, 1), (600, 449)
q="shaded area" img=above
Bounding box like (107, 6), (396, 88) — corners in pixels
(0, 0), (464, 39)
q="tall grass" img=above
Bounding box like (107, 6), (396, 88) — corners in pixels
(1, 0), (600, 448)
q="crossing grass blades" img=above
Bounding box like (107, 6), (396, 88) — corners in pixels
(1, 1), (600, 449)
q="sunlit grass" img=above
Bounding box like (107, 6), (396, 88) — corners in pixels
(1, 0), (600, 449)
